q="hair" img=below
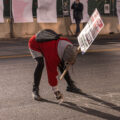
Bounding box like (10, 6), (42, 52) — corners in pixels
(63, 45), (77, 64)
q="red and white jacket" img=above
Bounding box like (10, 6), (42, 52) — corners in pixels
(28, 35), (72, 87)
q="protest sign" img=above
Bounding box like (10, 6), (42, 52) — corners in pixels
(77, 9), (104, 54)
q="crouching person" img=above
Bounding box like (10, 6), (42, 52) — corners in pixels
(28, 29), (82, 102)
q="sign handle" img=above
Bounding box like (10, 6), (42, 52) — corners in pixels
(60, 65), (70, 80)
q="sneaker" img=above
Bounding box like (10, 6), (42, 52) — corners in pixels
(66, 85), (82, 94)
(54, 91), (63, 104)
(32, 90), (41, 101)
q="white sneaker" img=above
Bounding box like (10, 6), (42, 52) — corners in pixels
(54, 91), (64, 104)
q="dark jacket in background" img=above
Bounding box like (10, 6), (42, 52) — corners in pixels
(71, 2), (83, 21)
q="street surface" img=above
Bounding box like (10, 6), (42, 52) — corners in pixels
(0, 36), (120, 120)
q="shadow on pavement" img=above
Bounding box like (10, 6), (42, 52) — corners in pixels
(63, 101), (120, 120)
(39, 91), (120, 120)
(74, 91), (120, 112)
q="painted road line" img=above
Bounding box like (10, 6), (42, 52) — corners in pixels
(88, 48), (120, 53)
(0, 54), (31, 59)
(0, 48), (120, 59)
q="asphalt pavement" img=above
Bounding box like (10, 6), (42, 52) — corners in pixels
(0, 34), (120, 120)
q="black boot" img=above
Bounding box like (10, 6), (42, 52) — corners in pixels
(32, 87), (41, 101)
(66, 84), (82, 94)
(32, 57), (44, 101)
(59, 60), (82, 94)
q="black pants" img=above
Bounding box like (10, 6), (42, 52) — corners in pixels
(33, 57), (74, 91)
(75, 19), (81, 35)
(33, 57), (44, 91)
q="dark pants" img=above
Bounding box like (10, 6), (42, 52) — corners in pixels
(33, 57), (44, 91)
(75, 19), (81, 35)
(33, 57), (74, 91)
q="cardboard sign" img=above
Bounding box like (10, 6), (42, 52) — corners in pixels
(77, 9), (104, 54)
